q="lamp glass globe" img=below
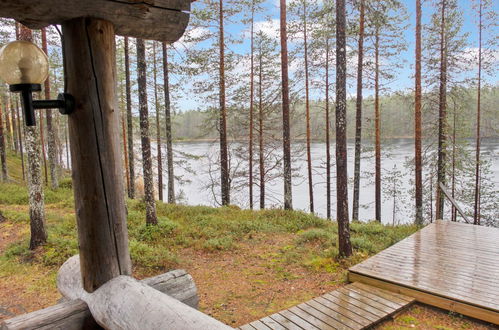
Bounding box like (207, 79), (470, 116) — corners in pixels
(0, 40), (49, 85)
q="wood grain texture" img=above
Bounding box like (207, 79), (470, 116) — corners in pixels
(0, 0), (190, 42)
(238, 283), (414, 329)
(2, 262), (200, 329)
(62, 18), (132, 293)
(349, 221), (499, 325)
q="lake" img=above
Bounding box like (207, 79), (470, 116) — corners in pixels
(160, 138), (499, 224)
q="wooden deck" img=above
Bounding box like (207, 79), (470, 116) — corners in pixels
(238, 282), (415, 329)
(349, 220), (499, 325)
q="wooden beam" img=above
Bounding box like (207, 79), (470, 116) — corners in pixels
(438, 182), (471, 223)
(0, 0), (190, 42)
(1, 269), (200, 330)
(62, 18), (132, 293)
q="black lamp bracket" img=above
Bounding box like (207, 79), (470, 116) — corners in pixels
(9, 83), (75, 126)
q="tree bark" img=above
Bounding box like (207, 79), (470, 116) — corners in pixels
(10, 96), (18, 154)
(258, 40), (265, 210)
(39, 105), (48, 185)
(248, 1), (255, 210)
(2, 99), (12, 152)
(336, 0), (352, 257)
(15, 98), (25, 180)
(414, 0), (423, 225)
(153, 42), (163, 202)
(42, 28), (59, 189)
(0, 101), (7, 181)
(352, 0), (365, 221)
(325, 37), (331, 220)
(120, 83), (130, 196)
(19, 25), (47, 250)
(435, 0), (447, 221)
(124, 37), (135, 199)
(136, 38), (158, 225)
(473, 0), (483, 226)
(303, 0), (314, 214)
(162, 43), (175, 204)
(62, 18), (132, 291)
(280, 0), (293, 210)
(219, 0), (230, 206)
(374, 26), (381, 222)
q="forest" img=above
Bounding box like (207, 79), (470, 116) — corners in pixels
(0, 0), (499, 327)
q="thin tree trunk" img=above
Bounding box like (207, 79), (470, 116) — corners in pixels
(16, 97), (25, 180)
(219, 0), (230, 206)
(248, 1), (255, 210)
(451, 106), (456, 222)
(65, 123), (70, 171)
(435, 0), (447, 220)
(414, 0), (423, 225)
(136, 38), (157, 225)
(325, 37), (331, 220)
(3, 99), (12, 152)
(280, 0), (293, 210)
(39, 103), (48, 185)
(336, 0), (352, 257)
(473, 0), (483, 226)
(42, 28), (59, 189)
(19, 25), (47, 249)
(153, 42), (163, 202)
(374, 26), (381, 222)
(352, 0), (365, 221)
(121, 83), (130, 196)
(258, 41), (264, 210)
(162, 43), (175, 204)
(303, 0), (314, 214)
(124, 37), (135, 199)
(0, 101), (7, 181)
(10, 96), (18, 154)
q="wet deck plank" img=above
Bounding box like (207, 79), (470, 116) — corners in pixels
(237, 283), (414, 329)
(349, 220), (499, 325)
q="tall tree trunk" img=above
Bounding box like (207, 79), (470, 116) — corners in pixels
(248, 1), (255, 210)
(3, 99), (12, 152)
(39, 105), (48, 185)
(153, 42), (163, 202)
(303, 0), (314, 214)
(19, 25), (47, 249)
(280, 0), (293, 210)
(258, 41), (265, 210)
(219, 0), (230, 206)
(451, 106), (456, 222)
(336, 0), (352, 257)
(414, 0), (423, 225)
(124, 37), (135, 199)
(325, 37), (331, 220)
(65, 123), (70, 171)
(120, 81), (130, 195)
(162, 43), (175, 204)
(136, 38), (158, 225)
(352, 0), (365, 221)
(435, 0), (447, 220)
(42, 28), (59, 189)
(473, 0), (483, 226)
(0, 101), (7, 181)
(15, 97), (25, 180)
(10, 96), (18, 154)
(374, 26), (381, 222)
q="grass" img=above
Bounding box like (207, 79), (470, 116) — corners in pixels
(1, 152), (493, 328)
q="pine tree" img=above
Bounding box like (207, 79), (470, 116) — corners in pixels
(414, 0), (423, 225)
(0, 99), (7, 181)
(162, 42), (175, 204)
(124, 37), (136, 199)
(280, 0), (293, 210)
(136, 38), (158, 225)
(336, 0), (352, 257)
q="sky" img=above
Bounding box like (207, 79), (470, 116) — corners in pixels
(170, 0), (498, 111)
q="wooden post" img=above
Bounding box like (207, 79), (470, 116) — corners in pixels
(61, 17), (131, 292)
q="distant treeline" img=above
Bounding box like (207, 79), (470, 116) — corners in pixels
(170, 85), (498, 142)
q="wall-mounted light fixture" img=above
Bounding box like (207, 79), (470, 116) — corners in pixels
(0, 40), (74, 126)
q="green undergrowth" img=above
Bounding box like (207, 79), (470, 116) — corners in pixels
(1, 153), (419, 280)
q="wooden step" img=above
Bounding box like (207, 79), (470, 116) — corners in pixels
(237, 282), (415, 330)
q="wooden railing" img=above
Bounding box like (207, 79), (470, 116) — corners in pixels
(439, 182), (471, 224)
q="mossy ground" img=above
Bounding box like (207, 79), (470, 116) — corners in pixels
(0, 153), (494, 328)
